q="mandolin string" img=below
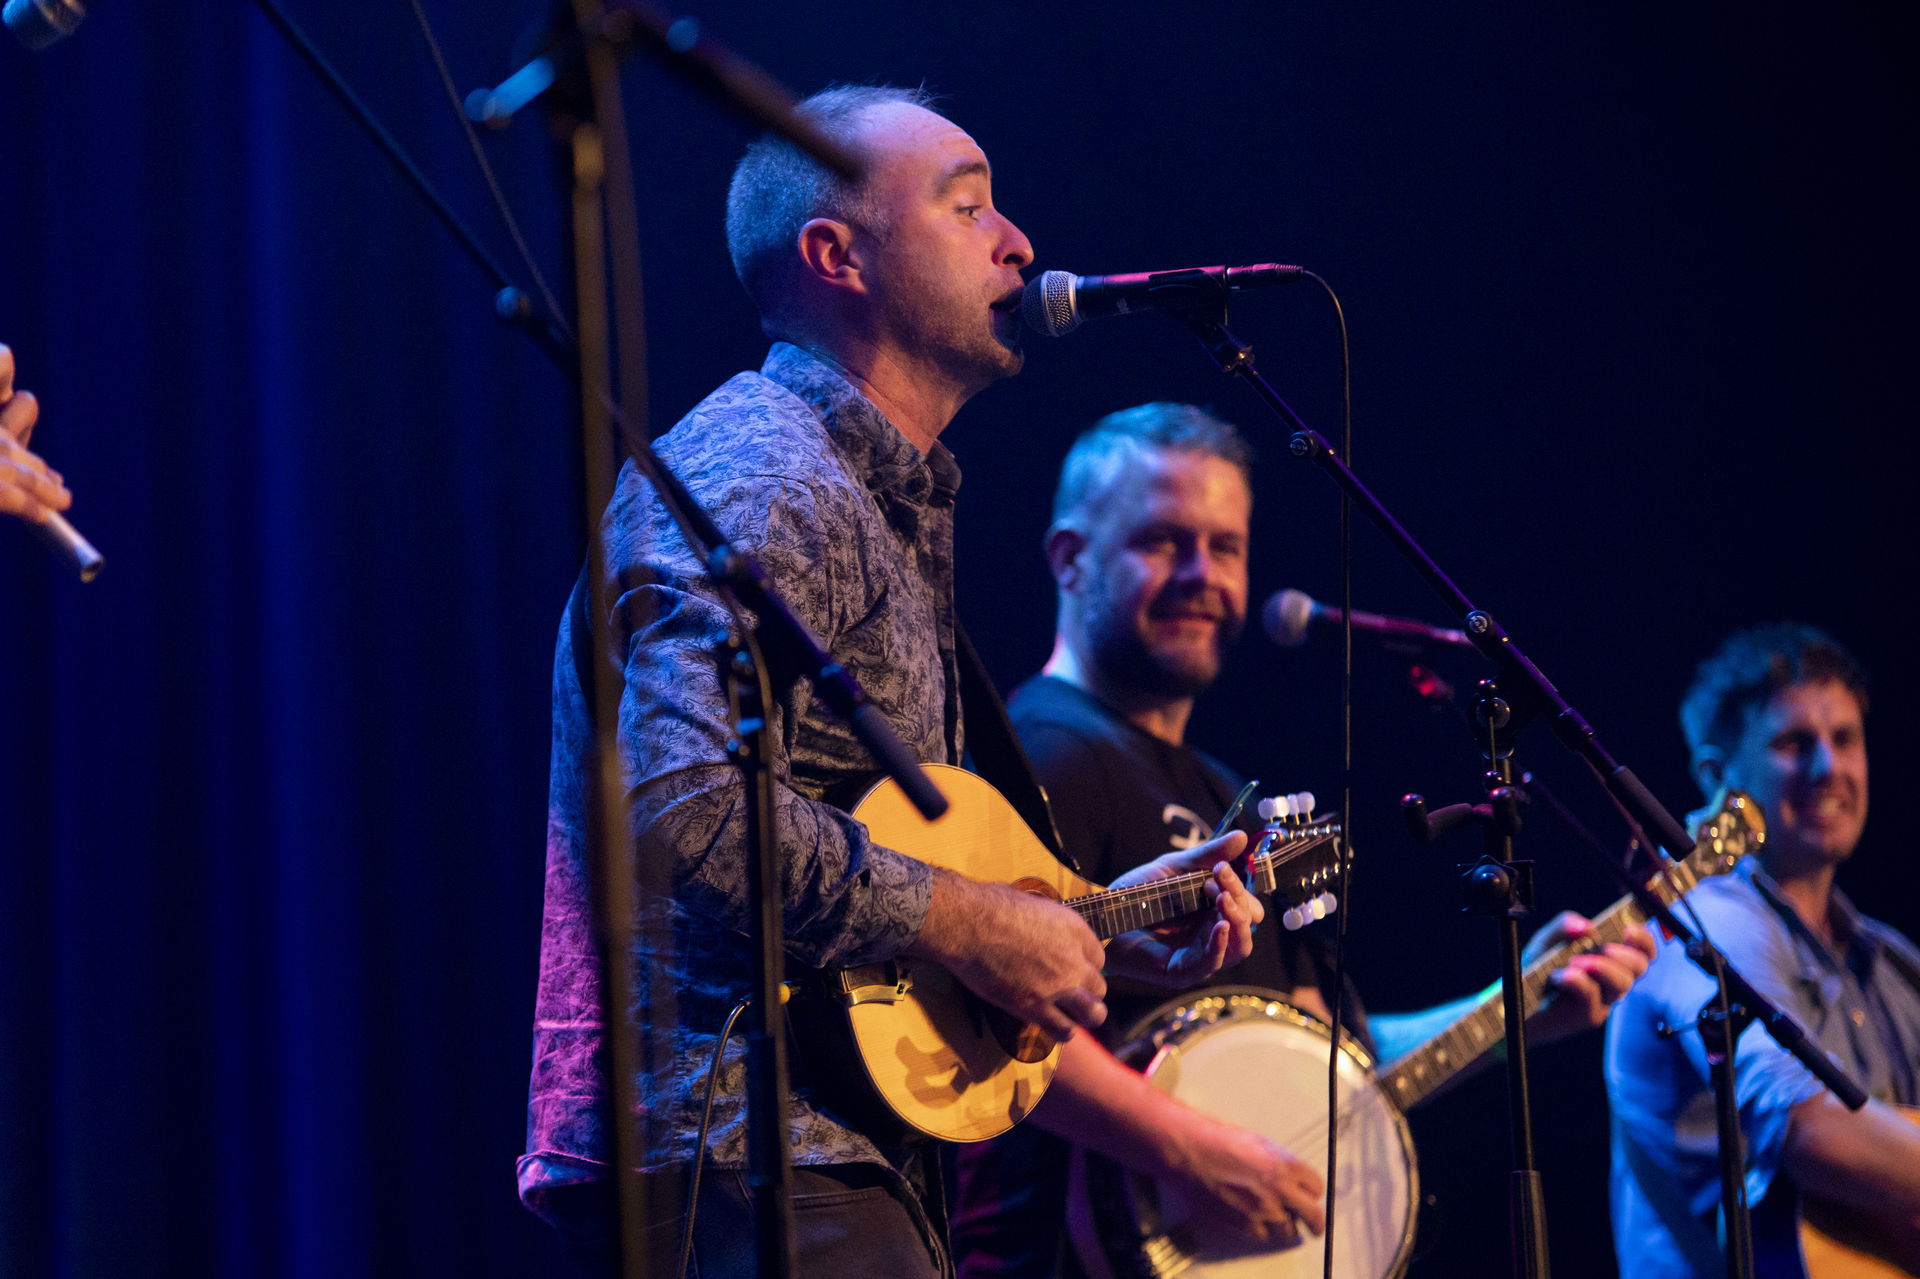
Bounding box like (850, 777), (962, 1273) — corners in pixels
(1066, 850), (1335, 939)
(1062, 826), (1341, 916)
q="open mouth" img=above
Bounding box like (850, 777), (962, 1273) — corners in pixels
(990, 288), (1024, 314)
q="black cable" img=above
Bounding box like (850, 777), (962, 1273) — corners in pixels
(677, 995), (754, 1279)
(1567, 752), (1754, 1240)
(1301, 268), (1354, 1279)
(405, 0), (575, 345)
(245, 0), (574, 369)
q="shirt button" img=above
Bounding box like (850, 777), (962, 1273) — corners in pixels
(1852, 1008), (1867, 1027)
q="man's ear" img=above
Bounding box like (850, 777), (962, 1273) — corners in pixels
(1044, 523), (1087, 591)
(1693, 746), (1726, 798)
(796, 218), (864, 295)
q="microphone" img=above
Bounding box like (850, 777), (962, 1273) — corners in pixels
(1021, 263), (1303, 337)
(1263, 588), (1472, 653)
(33, 507), (104, 582)
(3, 0), (89, 50)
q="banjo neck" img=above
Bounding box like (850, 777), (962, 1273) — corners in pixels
(1378, 793), (1762, 1111)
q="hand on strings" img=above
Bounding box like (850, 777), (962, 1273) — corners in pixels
(1166, 1111), (1325, 1251)
(1105, 830), (1261, 987)
(1525, 910), (1655, 1044)
(908, 870), (1108, 1042)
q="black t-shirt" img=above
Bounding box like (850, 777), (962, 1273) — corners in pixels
(949, 675), (1364, 1278)
(1010, 674), (1350, 1037)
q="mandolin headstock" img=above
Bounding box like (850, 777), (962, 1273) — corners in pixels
(1251, 792), (1346, 930)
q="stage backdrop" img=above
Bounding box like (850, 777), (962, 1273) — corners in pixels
(3, 3), (1914, 1275)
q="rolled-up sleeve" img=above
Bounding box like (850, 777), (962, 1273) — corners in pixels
(1625, 888), (1829, 1215)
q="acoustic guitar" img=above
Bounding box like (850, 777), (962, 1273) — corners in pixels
(1795, 1102), (1920, 1278)
(831, 763), (1346, 1143)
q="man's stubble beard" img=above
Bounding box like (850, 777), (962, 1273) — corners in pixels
(1082, 583), (1243, 705)
(868, 236), (1023, 393)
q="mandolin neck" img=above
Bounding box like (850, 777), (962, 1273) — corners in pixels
(1065, 832), (1331, 943)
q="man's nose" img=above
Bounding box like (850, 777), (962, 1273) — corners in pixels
(1174, 543), (1214, 584)
(1807, 736), (1837, 782)
(996, 212), (1034, 270)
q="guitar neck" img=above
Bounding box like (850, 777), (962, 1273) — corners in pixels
(1065, 831), (1334, 943)
(1378, 853), (1715, 1110)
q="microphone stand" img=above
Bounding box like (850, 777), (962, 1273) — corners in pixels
(1164, 301), (1869, 1278)
(244, 5), (950, 1278)
(1402, 680), (1551, 1276)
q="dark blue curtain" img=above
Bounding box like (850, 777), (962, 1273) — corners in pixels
(2, 6), (581, 1275)
(4, 3), (1916, 1276)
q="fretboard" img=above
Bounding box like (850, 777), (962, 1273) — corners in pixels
(1064, 826), (1338, 943)
(1377, 852), (1714, 1110)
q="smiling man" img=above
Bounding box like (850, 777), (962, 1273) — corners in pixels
(1606, 623), (1920, 1275)
(952, 404), (1651, 1275)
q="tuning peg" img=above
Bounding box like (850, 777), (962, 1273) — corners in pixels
(1314, 891), (1338, 918)
(1294, 792), (1316, 818)
(1281, 904), (1306, 931)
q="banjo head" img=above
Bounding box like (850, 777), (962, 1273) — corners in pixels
(1071, 987), (1418, 1279)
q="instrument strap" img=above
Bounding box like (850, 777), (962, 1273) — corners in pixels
(1881, 932), (1920, 1005)
(955, 623), (1077, 872)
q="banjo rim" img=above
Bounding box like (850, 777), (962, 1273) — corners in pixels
(1078, 984), (1420, 1279)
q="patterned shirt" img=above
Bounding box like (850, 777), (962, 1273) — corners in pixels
(1605, 858), (1920, 1276)
(519, 343), (965, 1219)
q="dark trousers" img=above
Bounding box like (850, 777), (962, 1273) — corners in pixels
(554, 1161), (951, 1279)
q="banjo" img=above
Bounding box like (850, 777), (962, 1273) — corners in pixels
(1069, 792), (1765, 1279)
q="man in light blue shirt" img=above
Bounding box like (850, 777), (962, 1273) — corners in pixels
(1606, 623), (1920, 1275)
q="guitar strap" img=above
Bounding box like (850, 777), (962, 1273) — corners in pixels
(954, 623), (1077, 872)
(1881, 933), (1920, 1005)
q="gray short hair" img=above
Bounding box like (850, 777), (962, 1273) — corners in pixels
(1052, 403), (1255, 529)
(725, 84), (941, 329)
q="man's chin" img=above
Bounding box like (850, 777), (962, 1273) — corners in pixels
(1142, 652), (1221, 701)
(1772, 828), (1861, 871)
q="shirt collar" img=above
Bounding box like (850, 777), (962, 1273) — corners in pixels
(761, 343), (963, 527)
(1741, 859), (1879, 975)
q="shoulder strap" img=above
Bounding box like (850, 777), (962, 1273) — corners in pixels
(1879, 930), (1920, 1004)
(954, 624), (1076, 871)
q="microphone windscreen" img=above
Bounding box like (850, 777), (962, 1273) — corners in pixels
(1020, 271), (1080, 337)
(1263, 589), (1315, 647)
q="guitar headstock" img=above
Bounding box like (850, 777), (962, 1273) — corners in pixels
(1680, 788), (1766, 880)
(1252, 792), (1346, 930)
